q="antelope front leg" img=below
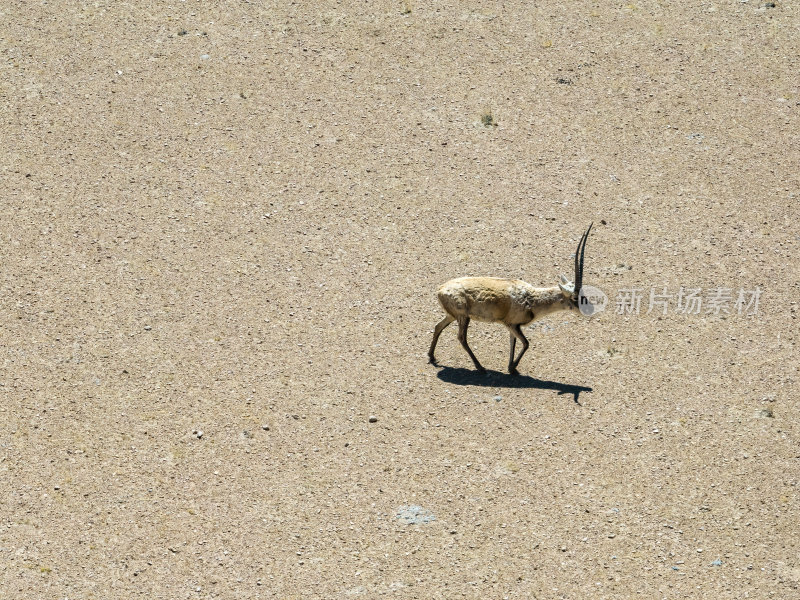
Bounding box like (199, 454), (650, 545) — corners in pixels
(507, 324), (529, 375)
(508, 332), (517, 374)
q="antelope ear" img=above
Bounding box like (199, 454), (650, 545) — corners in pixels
(559, 274), (569, 284)
(559, 282), (574, 294)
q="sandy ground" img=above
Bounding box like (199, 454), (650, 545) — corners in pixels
(2, 1), (799, 598)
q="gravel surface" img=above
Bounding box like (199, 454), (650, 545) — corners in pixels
(2, 1), (798, 598)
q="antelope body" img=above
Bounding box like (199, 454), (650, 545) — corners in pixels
(428, 224), (593, 375)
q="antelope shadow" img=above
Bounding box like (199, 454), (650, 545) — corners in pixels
(434, 366), (592, 405)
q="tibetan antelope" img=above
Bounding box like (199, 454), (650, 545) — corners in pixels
(428, 223), (593, 375)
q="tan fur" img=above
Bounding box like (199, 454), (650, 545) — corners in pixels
(428, 276), (575, 374)
(438, 277), (569, 324)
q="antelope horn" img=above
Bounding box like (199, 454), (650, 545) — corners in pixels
(574, 222), (593, 299)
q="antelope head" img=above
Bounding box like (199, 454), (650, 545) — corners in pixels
(558, 222), (593, 308)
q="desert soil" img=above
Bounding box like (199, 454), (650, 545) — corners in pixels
(2, 1), (799, 598)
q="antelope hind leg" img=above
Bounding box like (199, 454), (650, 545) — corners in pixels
(428, 315), (455, 364)
(457, 317), (485, 372)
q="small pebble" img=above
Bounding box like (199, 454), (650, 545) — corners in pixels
(261, 424), (270, 431)
(396, 505), (436, 524)
(193, 430), (203, 439)
(493, 395), (502, 402)
(368, 415), (378, 423)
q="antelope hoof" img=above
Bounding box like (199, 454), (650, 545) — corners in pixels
(508, 367), (520, 376)
(428, 355), (438, 366)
